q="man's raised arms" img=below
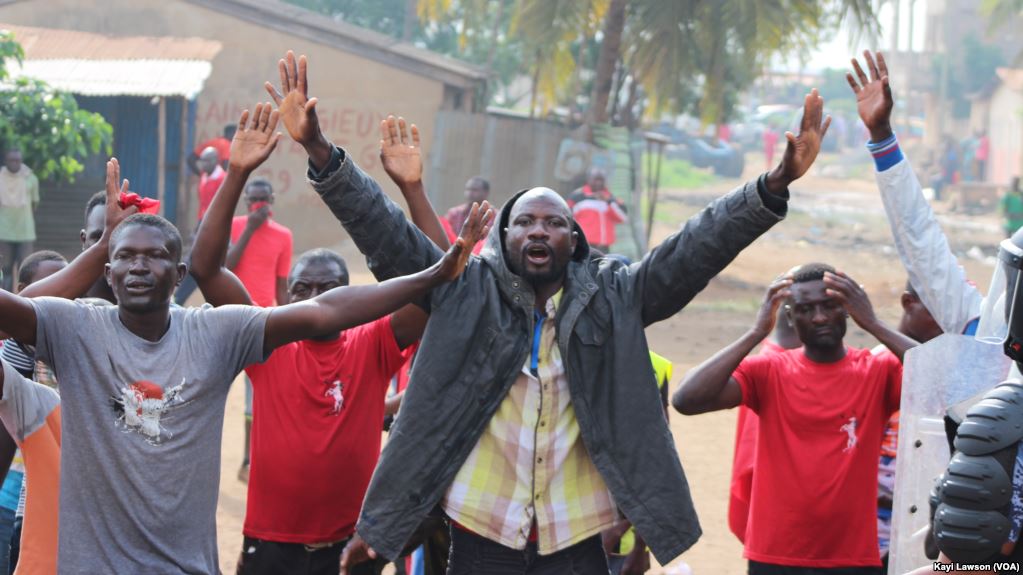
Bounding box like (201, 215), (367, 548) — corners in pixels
(190, 103), (282, 308)
(0, 160), (136, 344)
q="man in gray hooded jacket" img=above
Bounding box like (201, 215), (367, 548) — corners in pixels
(265, 51), (831, 573)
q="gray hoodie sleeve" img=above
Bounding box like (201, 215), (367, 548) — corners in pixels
(632, 173), (786, 326)
(307, 145), (446, 298)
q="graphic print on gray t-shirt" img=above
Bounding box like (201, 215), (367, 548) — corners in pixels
(30, 297), (269, 574)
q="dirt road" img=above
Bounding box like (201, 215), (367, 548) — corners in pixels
(214, 152), (1002, 574)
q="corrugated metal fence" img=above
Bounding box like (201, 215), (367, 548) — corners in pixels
(426, 111), (573, 211)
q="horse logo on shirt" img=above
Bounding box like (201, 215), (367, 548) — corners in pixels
(325, 379), (344, 416)
(840, 416), (858, 452)
(111, 379), (187, 445)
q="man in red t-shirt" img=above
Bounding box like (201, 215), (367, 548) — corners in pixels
(567, 168), (626, 253)
(226, 177), (293, 483)
(196, 147), (226, 221)
(672, 263), (916, 574)
(188, 124), (236, 176)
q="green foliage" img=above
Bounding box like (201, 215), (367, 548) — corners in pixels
(931, 33), (1004, 120)
(0, 31), (112, 182)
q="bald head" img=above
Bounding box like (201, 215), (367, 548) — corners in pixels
(198, 146), (220, 175)
(510, 187), (572, 221)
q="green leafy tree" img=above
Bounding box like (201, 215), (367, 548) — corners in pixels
(0, 31), (112, 182)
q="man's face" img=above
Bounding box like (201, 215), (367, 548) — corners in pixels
(464, 181), (488, 205)
(198, 149), (219, 175)
(17, 260), (67, 292)
(289, 258), (348, 341)
(4, 151), (22, 174)
(785, 280), (847, 350)
(244, 184), (274, 211)
(588, 174), (606, 192)
(81, 204), (106, 251)
(288, 259), (348, 304)
(505, 192), (577, 287)
(105, 225), (185, 314)
(900, 293), (942, 343)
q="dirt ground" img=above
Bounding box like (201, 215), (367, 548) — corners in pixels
(213, 150), (1003, 574)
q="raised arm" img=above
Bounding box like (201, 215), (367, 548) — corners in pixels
(672, 277), (791, 415)
(266, 51), (445, 287)
(2, 159), (137, 343)
(848, 50), (983, 334)
(379, 115), (451, 251)
(823, 271), (917, 361)
(635, 90), (830, 326)
(190, 104), (282, 307)
(262, 202), (493, 354)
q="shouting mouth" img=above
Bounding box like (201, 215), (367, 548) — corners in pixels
(524, 244), (551, 266)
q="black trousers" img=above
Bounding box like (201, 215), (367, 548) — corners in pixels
(236, 536), (387, 575)
(748, 560), (883, 575)
(446, 527), (610, 575)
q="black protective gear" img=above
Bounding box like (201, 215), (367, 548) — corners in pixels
(935, 382), (1023, 563)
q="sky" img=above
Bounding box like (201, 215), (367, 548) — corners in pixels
(777, 0), (930, 72)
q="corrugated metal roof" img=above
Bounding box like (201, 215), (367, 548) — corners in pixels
(1, 23), (222, 61)
(8, 59), (214, 98)
(0, 23), (221, 97)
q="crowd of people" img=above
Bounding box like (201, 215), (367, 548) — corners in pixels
(0, 46), (1014, 575)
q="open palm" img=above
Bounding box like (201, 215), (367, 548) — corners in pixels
(265, 51), (321, 147)
(229, 103), (282, 173)
(379, 115), (423, 188)
(437, 201), (494, 281)
(777, 89), (831, 182)
(847, 51), (893, 139)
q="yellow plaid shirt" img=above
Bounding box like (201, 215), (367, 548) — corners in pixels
(443, 290), (615, 554)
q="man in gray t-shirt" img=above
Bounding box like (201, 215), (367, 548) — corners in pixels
(0, 109), (493, 574)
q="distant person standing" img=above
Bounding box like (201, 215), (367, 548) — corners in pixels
(196, 147), (226, 222)
(188, 124), (236, 175)
(227, 178), (293, 483)
(444, 176), (489, 236)
(1001, 177), (1023, 238)
(0, 149), (40, 291)
(975, 131), (990, 181)
(567, 168), (627, 253)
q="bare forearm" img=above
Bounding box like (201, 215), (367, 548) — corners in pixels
(673, 328), (763, 414)
(385, 391), (404, 416)
(400, 181), (451, 250)
(862, 318), (917, 362)
(193, 169), (249, 278)
(304, 133), (333, 174)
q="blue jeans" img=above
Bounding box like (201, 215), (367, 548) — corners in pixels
(0, 506), (17, 574)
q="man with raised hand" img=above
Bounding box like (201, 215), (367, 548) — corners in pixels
(189, 109), (486, 575)
(266, 51), (830, 573)
(847, 50), (985, 337)
(0, 104), (490, 573)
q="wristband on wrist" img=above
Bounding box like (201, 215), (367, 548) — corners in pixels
(866, 133), (902, 172)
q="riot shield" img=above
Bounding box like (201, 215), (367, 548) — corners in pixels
(889, 334), (1012, 574)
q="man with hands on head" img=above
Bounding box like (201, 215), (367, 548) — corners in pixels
(673, 265), (916, 574)
(189, 104), (487, 575)
(264, 50), (831, 573)
(0, 102), (490, 573)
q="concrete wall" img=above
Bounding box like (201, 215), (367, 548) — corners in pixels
(0, 0), (451, 252)
(987, 84), (1023, 186)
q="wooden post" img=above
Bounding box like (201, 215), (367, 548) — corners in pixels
(178, 96), (189, 226)
(157, 96), (167, 215)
